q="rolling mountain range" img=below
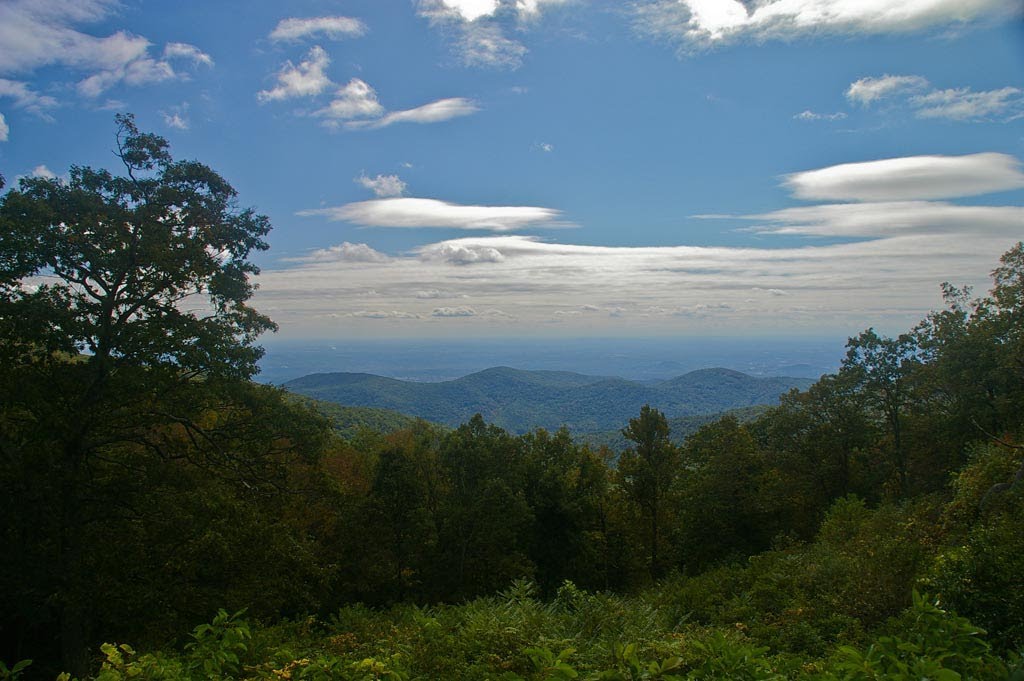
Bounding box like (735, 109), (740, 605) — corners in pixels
(284, 366), (812, 435)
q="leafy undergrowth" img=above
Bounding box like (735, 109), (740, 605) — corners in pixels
(26, 587), (1019, 681)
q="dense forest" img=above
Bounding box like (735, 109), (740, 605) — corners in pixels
(1, 119), (1023, 679)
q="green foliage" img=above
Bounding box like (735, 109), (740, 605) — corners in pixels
(839, 329), (919, 496)
(0, 659), (32, 680)
(520, 431), (611, 592)
(752, 372), (878, 537)
(52, 643), (185, 681)
(524, 646), (579, 680)
(618, 406), (679, 579)
(653, 495), (942, 659)
(0, 112), (274, 376)
(584, 405), (769, 452)
(91, 644), (181, 681)
(183, 610), (251, 678)
(683, 633), (781, 680)
(591, 642), (683, 680)
(926, 477), (1024, 651)
(289, 396), (425, 441)
(825, 591), (1007, 680)
(56, 588), (1016, 680)
(675, 414), (767, 571)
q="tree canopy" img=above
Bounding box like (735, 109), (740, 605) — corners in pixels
(0, 113), (274, 379)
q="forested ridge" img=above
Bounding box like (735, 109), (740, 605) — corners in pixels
(2, 120), (1023, 680)
(283, 367), (811, 435)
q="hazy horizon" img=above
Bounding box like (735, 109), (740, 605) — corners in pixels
(256, 335), (847, 385)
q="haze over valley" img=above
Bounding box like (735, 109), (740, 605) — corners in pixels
(257, 336), (843, 385)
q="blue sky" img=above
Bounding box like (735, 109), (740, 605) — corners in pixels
(1, 0), (1022, 340)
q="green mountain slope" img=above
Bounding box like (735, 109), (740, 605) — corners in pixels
(284, 367), (810, 434)
(289, 395), (424, 440)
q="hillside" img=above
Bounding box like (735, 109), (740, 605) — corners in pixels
(284, 366), (811, 434)
(291, 397), (426, 440)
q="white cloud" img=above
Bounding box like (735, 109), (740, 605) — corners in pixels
(356, 173), (407, 197)
(699, 302), (733, 310)
(31, 164), (56, 179)
(482, 308), (516, 319)
(746, 201), (1024, 238)
(0, 0), (214, 98)
(269, 16), (367, 42)
(415, 289), (468, 299)
(257, 224), (1023, 336)
(258, 46), (333, 102)
(344, 310), (421, 319)
(344, 97), (480, 130)
(673, 302), (733, 317)
(160, 102), (190, 130)
(432, 306), (478, 317)
(420, 0), (568, 22)
(300, 242), (391, 263)
(516, 0), (572, 17)
(416, 0), (569, 69)
(162, 111), (188, 130)
(313, 78), (384, 122)
(846, 74), (930, 105)
(783, 153), (1024, 201)
(911, 86), (1023, 120)
(422, 0), (502, 22)
(256, 151), (1024, 337)
(793, 109), (847, 121)
(0, 113), (7, 141)
(457, 23), (529, 68)
(300, 197), (566, 231)
(302, 76), (476, 131)
(0, 1), (142, 73)
(427, 243), (507, 264)
(537, 142), (555, 152)
(163, 42), (213, 67)
(634, 0), (1015, 49)
(0, 79), (58, 116)
(76, 56), (175, 97)
(846, 75), (1023, 122)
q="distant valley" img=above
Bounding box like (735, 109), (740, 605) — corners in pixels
(285, 366), (812, 435)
